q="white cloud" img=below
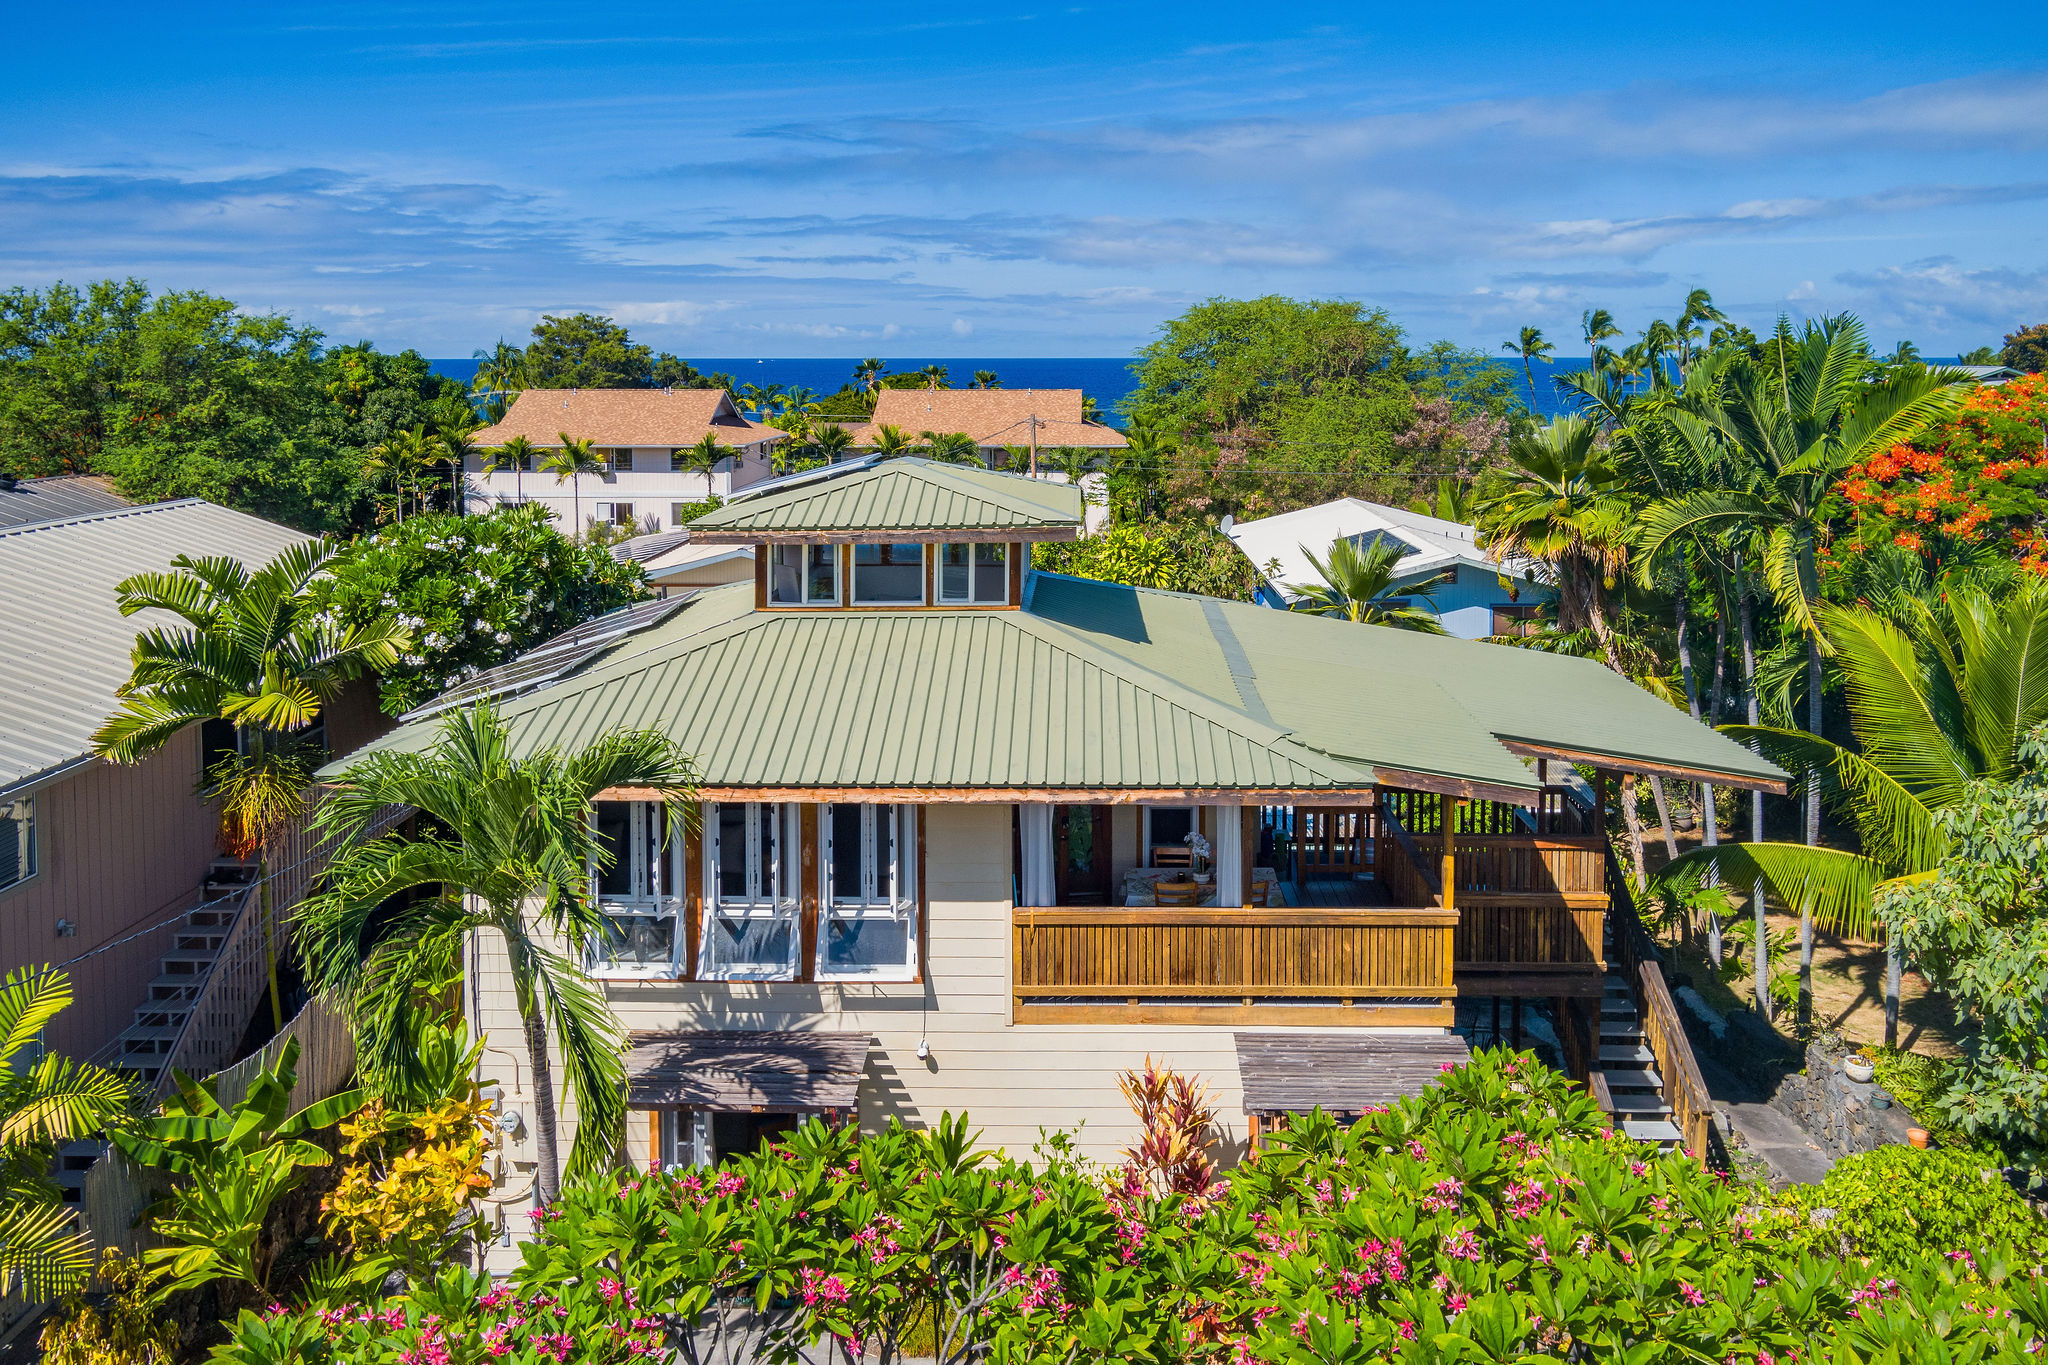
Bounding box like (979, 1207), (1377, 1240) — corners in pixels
(950, 316), (972, 337)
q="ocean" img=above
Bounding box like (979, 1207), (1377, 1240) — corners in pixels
(428, 356), (1609, 424)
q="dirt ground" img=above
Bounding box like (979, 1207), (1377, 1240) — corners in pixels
(1664, 911), (1965, 1058)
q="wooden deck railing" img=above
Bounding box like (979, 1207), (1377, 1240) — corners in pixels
(1450, 836), (1605, 896)
(1451, 898), (1605, 969)
(1011, 907), (1456, 1021)
(1377, 811), (1443, 909)
(1607, 848), (1718, 1164)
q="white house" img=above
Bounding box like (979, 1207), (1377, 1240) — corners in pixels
(466, 389), (784, 536)
(1226, 498), (1549, 640)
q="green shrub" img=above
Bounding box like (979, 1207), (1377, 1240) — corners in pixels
(1764, 1145), (2047, 1269)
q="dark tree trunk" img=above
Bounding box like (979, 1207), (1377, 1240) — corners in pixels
(1739, 571), (1771, 1021)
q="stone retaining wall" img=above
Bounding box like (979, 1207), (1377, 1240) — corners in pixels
(1776, 1041), (1921, 1160)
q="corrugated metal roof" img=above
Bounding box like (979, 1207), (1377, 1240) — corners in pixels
(0, 475), (133, 529)
(328, 583), (1368, 791)
(687, 458), (1082, 537)
(330, 569), (1788, 796)
(0, 500), (312, 795)
(1027, 573), (1787, 787)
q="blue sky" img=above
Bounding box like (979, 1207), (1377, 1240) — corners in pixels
(4, 4), (2044, 358)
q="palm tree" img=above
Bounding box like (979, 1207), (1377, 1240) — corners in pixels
(1674, 289), (1727, 376)
(1408, 478), (1476, 524)
(920, 430), (981, 466)
(672, 432), (730, 493)
(485, 434), (537, 505)
(870, 423), (913, 457)
(368, 426), (443, 523)
(738, 383), (783, 418)
(916, 364), (948, 391)
(298, 704), (699, 1204)
(1502, 327), (1556, 408)
(0, 967), (139, 1299)
(539, 434), (604, 538)
(972, 370), (1001, 389)
(1286, 537), (1448, 634)
(92, 544), (408, 1030)
(853, 358), (886, 397)
(1582, 308), (1622, 377)
(781, 385), (818, 418)
(436, 419), (480, 517)
(814, 424), (854, 464)
(1656, 581), (2048, 1045)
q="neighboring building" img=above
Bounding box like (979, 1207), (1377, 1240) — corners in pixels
(333, 458), (1784, 1187)
(0, 499), (375, 1071)
(1951, 363), (2024, 385)
(1226, 498), (1550, 640)
(467, 389), (784, 536)
(846, 388), (1126, 464)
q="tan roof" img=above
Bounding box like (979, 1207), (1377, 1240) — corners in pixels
(472, 389), (782, 449)
(845, 389), (1128, 449)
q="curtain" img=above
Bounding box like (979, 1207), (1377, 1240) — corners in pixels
(1209, 804), (1243, 908)
(1017, 803), (1056, 907)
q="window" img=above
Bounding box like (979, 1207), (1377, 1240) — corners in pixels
(588, 802), (679, 974)
(1491, 604), (1543, 638)
(597, 448), (633, 474)
(594, 502), (636, 527)
(701, 803), (798, 979)
(852, 543), (924, 604)
(657, 1109), (711, 1168)
(1143, 804), (1195, 867)
(820, 804), (917, 979)
(936, 543), (1007, 604)
(769, 545), (839, 605)
(0, 798), (34, 893)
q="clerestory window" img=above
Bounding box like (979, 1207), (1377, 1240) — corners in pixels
(936, 543), (1007, 604)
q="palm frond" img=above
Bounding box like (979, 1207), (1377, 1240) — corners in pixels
(1723, 725), (1939, 872)
(525, 944), (627, 1179)
(1820, 604), (1977, 807)
(1653, 840), (1889, 938)
(0, 1197), (95, 1299)
(0, 1055), (139, 1147)
(0, 970), (70, 1070)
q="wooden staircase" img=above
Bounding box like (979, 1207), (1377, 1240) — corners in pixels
(105, 859), (255, 1092)
(1595, 916), (1683, 1148)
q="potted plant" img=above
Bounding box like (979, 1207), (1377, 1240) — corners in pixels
(1186, 832), (1213, 884)
(1843, 1053), (1875, 1083)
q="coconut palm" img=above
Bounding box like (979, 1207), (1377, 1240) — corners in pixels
(673, 432), (730, 489)
(870, 423), (913, 457)
(470, 340), (526, 423)
(738, 383), (783, 418)
(1502, 326), (1556, 408)
(0, 967), (140, 1299)
(916, 365), (948, 391)
(814, 424), (854, 464)
(297, 704), (699, 1204)
(539, 435), (605, 539)
(1655, 580), (2048, 1045)
(485, 435), (537, 505)
(972, 370), (1000, 389)
(367, 426), (443, 523)
(436, 427), (479, 517)
(1674, 289), (1727, 376)
(1286, 536), (1448, 634)
(92, 543), (408, 1031)
(853, 358), (886, 396)
(1582, 308), (1622, 375)
(1639, 317), (1971, 852)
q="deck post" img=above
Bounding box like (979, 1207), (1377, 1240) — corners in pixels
(1439, 794), (1458, 912)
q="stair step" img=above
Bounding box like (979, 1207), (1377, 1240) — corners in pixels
(1621, 1119), (1684, 1144)
(1600, 1067), (1664, 1090)
(158, 951), (218, 969)
(186, 909), (235, 927)
(1601, 1026), (1646, 1043)
(1608, 1093), (1673, 1115)
(1600, 1044), (1656, 1065)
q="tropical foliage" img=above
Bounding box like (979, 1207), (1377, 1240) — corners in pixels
(1033, 521), (1261, 599)
(209, 1050), (2048, 1365)
(297, 704), (699, 1204)
(308, 504), (646, 715)
(1285, 535), (1448, 632)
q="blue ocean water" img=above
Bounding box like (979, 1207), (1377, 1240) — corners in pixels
(428, 356), (1614, 424)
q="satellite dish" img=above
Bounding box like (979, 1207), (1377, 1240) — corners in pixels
(1219, 514), (1235, 535)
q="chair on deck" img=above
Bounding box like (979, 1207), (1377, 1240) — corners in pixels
(1151, 880), (1201, 906)
(1151, 845), (1194, 868)
(1247, 879), (1273, 907)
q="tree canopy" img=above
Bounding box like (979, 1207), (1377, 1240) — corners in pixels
(519, 312), (713, 390)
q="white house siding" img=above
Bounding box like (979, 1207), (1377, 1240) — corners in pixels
(467, 802), (1441, 1186)
(462, 446), (777, 535)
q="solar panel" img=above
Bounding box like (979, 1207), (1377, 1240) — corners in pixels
(401, 594), (696, 722)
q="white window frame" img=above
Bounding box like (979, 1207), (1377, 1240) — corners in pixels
(936, 543), (1008, 605)
(818, 804), (918, 981)
(657, 1109), (712, 1168)
(850, 543), (927, 606)
(0, 797), (36, 896)
(699, 802), (800, 980)
(587, 802), (681, 977)
(768, 544), (840, 606)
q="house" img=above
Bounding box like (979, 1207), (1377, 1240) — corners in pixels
(609, 529), (756, 597)
(1226, 498), (1550, 639)
(331, 457), (1784, 1184)
(0, 473), (134, 529)
(467, 389), (784, 536)
(0, 497), (384, 1078)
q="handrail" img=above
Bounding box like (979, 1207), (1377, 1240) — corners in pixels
(1377, 808), (1443, 905)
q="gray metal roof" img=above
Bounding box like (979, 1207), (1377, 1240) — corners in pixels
(0, 475), (133, 530)
(1235, 1032), (1472, 1115)
(0, 500), (311, 796)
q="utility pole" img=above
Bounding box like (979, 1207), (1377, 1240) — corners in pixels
(1027, 414), (1038, 476)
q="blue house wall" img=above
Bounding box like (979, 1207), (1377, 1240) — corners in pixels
(1257, 563), (1550, 640)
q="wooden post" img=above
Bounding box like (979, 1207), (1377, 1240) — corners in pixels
(1439, 794), (1457, 911)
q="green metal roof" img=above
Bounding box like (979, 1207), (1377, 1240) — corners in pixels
(327, 571), (1787, 797)
(1025, 573), (1788, 789)
(686, 458), (1083, 538)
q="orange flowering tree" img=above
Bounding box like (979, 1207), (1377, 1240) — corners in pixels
(1841, 372), (2048, 570)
